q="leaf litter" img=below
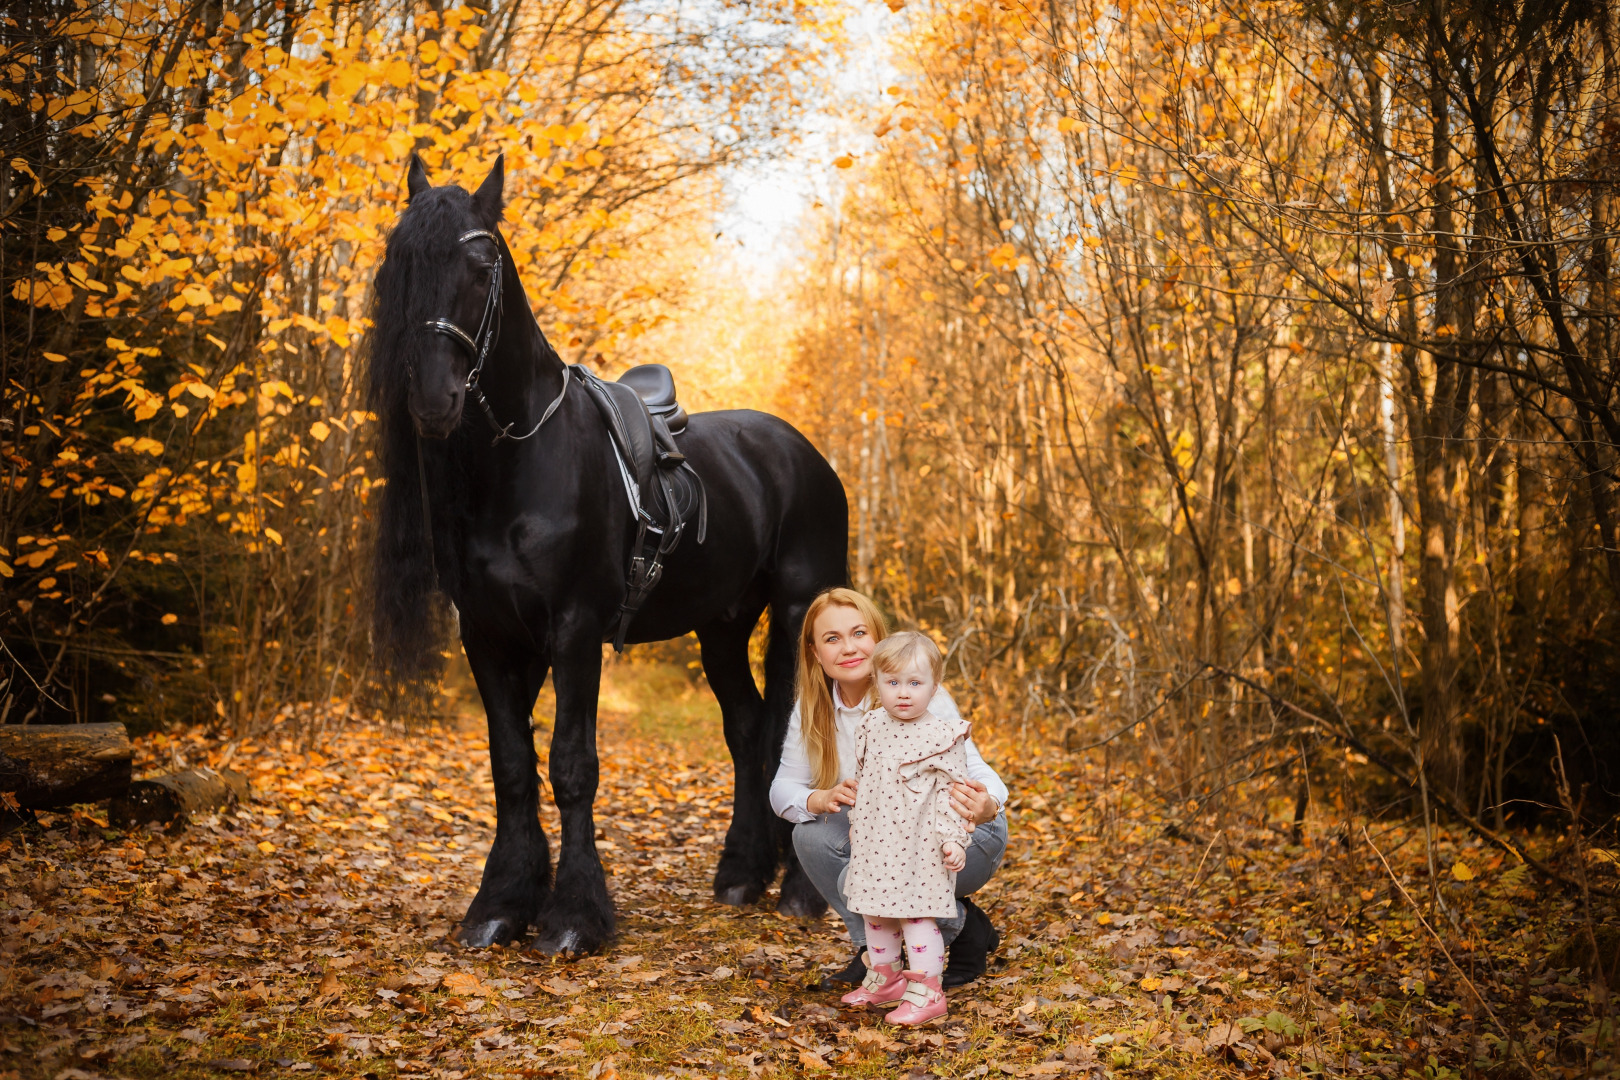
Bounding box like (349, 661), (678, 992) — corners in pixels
(0, 696), (1615, 1079)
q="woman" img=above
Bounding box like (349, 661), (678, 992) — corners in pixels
(770, 587), (1009, 987)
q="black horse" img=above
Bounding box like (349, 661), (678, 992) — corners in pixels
(367, 154), (848, 953)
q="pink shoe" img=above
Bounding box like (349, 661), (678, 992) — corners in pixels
(884, 971), (947, 1025)
(840, 954), (907, 1007)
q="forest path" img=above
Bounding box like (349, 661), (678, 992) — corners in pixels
(0, 666), (1592, 1078)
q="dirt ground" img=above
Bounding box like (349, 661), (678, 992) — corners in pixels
(0, 661), (1611, 1079)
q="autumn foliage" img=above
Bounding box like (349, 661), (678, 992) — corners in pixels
(786, 0), (1620, 818)
(0, 0), (816, 728)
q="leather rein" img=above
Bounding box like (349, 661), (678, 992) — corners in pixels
(422, 228), (570, 444)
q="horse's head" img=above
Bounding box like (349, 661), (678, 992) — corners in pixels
(375, 153), (507, 439)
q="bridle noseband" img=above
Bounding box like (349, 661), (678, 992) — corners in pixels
(422, 228), (570, 443)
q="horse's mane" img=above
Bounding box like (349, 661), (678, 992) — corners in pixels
(364, 186), (477, 690)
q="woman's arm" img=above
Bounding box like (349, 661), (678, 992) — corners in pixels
(932, 686), (1010, 815)
(962, 740), (1009, 811)
(769, 706), (818, 823)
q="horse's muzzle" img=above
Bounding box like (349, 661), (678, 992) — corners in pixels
(410, 392), (464, 439)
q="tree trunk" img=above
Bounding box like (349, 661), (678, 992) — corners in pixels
(109, 767), (251, 829)
(0, 723), (131, 808)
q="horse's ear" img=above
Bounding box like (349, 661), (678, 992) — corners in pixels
(472, 153), (505, 226)
(406, 153), (432, 201)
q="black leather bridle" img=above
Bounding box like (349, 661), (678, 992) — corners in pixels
(423, 228), (570, 444)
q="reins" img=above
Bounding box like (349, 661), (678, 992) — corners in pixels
(423, 228), (570, 445)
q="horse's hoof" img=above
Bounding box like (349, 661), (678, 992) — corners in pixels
(777, 889), (827, 919)
(533, 927), (593, 956)
(457, 918), (522, 948)
(714, 882), (764, 907)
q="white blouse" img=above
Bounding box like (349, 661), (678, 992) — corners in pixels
(769, 684), (1009, 824)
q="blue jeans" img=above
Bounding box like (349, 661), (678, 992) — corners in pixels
(791, 809), (1008, 947)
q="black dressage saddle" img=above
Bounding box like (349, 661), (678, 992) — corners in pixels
(574, 363), (707, 649)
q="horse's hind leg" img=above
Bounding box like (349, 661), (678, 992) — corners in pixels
(533, 634), (614, 955)
(764, 592), (829, 919)
(459, 632), (552, 948)
(700, 610), (777, 906)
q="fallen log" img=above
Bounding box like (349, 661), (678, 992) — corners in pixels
(0, 723), (132, 808)
(108, 767), (250, 829)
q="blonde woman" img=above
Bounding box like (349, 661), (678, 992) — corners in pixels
(770, 587), (1009, 988)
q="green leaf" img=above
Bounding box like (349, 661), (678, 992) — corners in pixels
(1264, 1011), (1302, 1037)
(1236, 1016), (1265, 1034)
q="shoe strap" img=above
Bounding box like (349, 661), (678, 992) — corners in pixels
(861, 962), (900, 992)
(900, 974), (942, 1006)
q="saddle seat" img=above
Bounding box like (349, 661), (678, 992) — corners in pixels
(617, 364), (687, 435)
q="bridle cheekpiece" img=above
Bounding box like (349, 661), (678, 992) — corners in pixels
(422, 227), (570, 443)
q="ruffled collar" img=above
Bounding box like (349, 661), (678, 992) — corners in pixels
(864, 706), (971, 765)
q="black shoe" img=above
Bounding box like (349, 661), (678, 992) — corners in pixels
(826, 947), (867, 986)
(943, 898), (999, 988)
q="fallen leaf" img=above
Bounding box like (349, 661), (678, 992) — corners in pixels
(540, 977), (586, 996)
(621, 969), (668, 983)
(798, 1048), (831, 1070)
(440, 971), (487, 997)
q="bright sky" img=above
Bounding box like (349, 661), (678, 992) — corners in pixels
(713, 0), (899, 282)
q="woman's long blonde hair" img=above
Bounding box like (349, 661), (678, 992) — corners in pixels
(797, 587), (889, 790)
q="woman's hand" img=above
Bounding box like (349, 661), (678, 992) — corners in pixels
(942, 842), (966, 872)
(806, 779), (858, 815)
(949, 779), (998, 829)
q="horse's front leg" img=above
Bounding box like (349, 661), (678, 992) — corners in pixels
(533, 633), (614, 955)
(458, 632), (552, 948)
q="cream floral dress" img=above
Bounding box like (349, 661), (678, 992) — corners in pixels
(844, 707), (973, 919)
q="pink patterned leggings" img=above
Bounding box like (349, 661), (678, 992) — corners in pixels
(862, 916), (944, 978)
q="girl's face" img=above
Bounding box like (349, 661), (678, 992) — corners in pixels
(877, 663), (937, 721)
(812, 604), (877, 695)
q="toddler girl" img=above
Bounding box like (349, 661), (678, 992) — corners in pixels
(839, 631), (971, 1025)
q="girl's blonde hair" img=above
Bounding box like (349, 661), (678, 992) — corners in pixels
(871, 630), (944, 682)
(797, 587), (889, 790)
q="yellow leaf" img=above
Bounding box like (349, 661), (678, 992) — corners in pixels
(1140, 975), (1162, 991)
(1451, 861), (1475, 882)
(309, 420), (330, 442)
(161, 613), (178, 625)
(264, 527), (283, 546)
(11, 279), (73, 309)
(798, 1049), (831, 1071)
(43, 351), (67, 363)
(1058, 116), (1079, 133)
(257, 841), (276, 854)
(833, 155), (854, 168)
(441, 971), (488, 997)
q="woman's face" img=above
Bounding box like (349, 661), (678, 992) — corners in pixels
(811, 604), (878, 693)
